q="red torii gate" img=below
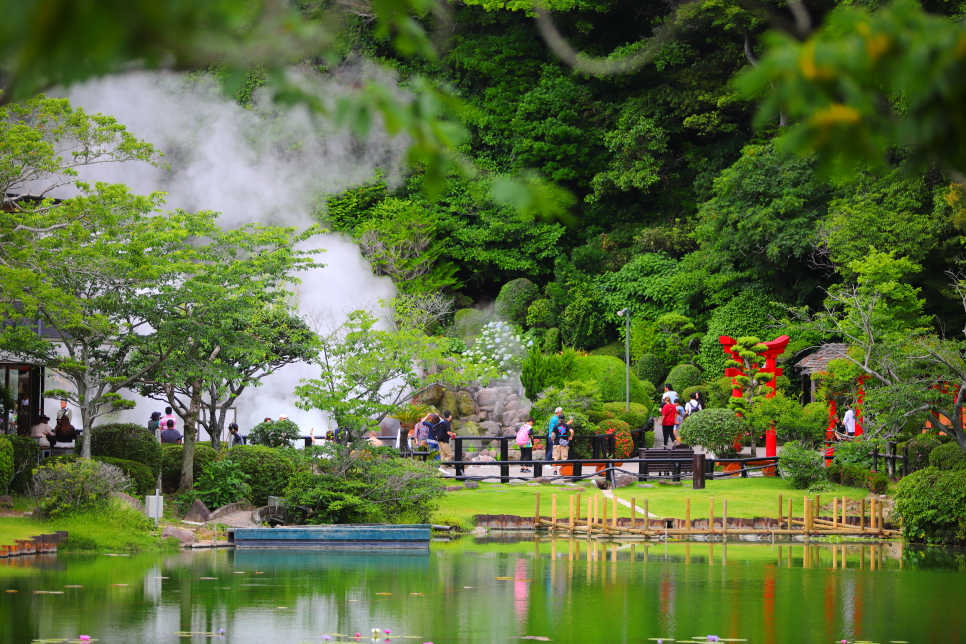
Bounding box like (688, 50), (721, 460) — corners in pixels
(720, 335), (790, 458)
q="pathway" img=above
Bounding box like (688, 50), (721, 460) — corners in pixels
(600, 488), (662, 518)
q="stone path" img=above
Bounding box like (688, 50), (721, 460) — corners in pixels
(600, 488), (662, 518)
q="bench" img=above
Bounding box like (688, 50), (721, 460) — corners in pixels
(638, 447), (695, 481)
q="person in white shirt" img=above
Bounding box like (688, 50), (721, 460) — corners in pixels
(663, 383), (679, 404)
(842, 406), (856, 436)
(684, 392), (703, 417)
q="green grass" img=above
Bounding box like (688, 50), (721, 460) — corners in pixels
(0, 501), (180, 552)
(432, 478), (874, 525)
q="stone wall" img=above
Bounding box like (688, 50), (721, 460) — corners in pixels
(418, 382), (532, 442)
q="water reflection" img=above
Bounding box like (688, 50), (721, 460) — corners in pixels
(0, 538), (962, 644)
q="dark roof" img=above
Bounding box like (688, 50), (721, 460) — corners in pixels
(794, 344), (849, 374)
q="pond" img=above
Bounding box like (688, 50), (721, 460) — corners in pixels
(1, 537), (964, 644)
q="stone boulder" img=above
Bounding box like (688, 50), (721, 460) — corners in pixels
(183, 499), (212, 523)
(476, 388), (499, 409)
(209, 503), (257, 521)
(459, 421), (484, 437)
(445, 486), (464, 492)
(507, 451), (520, 461)
(614, 473), (637, 489)
(162, 526), (196, 546)
(456, 391), (478, 417)
(463, 481), (480, 489)
(492, 400), (504, 424)
(461, 414), (482, 424)
(474, 454), (495, 463)
(480, 420), (501, 437)
(112, 492), (143, 512)
(533, 450), (546, 460)
(504, 401), (520, 413)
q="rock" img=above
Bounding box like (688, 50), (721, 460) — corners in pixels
(498, 386), (513, 395)
(504, 401), (520, 413)
(463, 481), (480, 489)
(508, 480), (526, 486)
(162, 526), (196, 546)
(506, 394), (519, 402)
(112, 492), (144, 512)
(614, 473), (637, 489)
(533, 450), (546, 460)
(470, 526), (488, 536)
(461, 414), (481, 424)
(551, 479), (568, 485)
(0, 495), (13, 509)
(532, 477), (551, 484)
(526, 483), (541, 487)
(456, 391), (478, 417)
(492, 400), (505, 424)
(637, 484), (656, 488)
(475, 454), (495, 463)
(477, 411), (488, 421)
(595, 480), (611, 490)
(183, 499), (212, 523)
(445, 485), (464, 492)
(460, 421), (484, 437)
(507, 451), (520, 461)
(579, 480), (597, 488)
(209, 503), (257, 521)
(476, 388), (499, 408)
(480, 420), (501, 437)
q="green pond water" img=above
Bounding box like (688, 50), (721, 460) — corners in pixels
(1, 537), (964, 644)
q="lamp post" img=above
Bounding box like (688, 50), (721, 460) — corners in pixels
(617, 308), (630, 412)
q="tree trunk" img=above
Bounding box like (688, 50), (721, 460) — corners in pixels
(79, 382), (92, 459)
(177, 382), (202, 494)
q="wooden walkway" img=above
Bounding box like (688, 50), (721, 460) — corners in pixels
(532, 492), (898, 538)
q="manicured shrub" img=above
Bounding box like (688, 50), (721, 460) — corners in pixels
(496, 278), (540, 325)
(832, 438), (883, 470)
(184, 459), (252, 511)
(568, 354), (653, 404)
(826, 461), (890, 494)
(634, 353), (666, 389)
(454, 308), (487, 340)
(893, 467), (966, 544)
(598, 419), (634, 459)
(78, 423), (161, 477)
(0, 438), (13, 494)
(867, 470), (890, 494)
(31, 459), (131, 518)
(8, 436), (39, 494)
(560, 287), (609, 350)
(929, 442), (966, 471)
(542, 327), (561, 353)
(601, 402), (652, 428)
(903, 435), (941, 472)
(248, 418), (301, 448)
(679, 408), (746, 458)
(526, 299), (554, 328)
(95, 457), (155, 497)
(777, 441), (826, 489)
(667, 364), (702, 395)
(224, 445), (298, 507)
(161, 444), (218, 493)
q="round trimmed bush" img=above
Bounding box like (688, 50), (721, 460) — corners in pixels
(601, 402), (652, 428)
(929, 442), (966, 471)
(161, 444), (218, 493)
(526, 299), (554, 328)
(777, 441), (825, 489)
(634, 353), (666, 389)
(223, 445), (299, 507)
(893, 467), (966, 544)
(78, 423), (161, 478)
(667, 364), (703, 395)
(496, 278), (540, 325)
(248, 419), (301, 448)
(679, 408), (746, 458)
(597, 418), (634, 459)
(903, 434), (941, 472)
(0, 438), (13, 494)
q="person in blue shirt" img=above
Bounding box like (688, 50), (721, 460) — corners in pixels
(545, 408), (563, 462)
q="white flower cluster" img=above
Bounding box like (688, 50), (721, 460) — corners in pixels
(463, 321), (530, 376)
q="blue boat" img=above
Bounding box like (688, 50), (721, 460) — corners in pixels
(229, 524), (431, 549)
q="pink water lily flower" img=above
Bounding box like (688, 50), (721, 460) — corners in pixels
(79, 637), (91, 642)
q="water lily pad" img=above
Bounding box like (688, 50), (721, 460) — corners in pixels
(518, 637), (552, 641)
(409, 593), (424, 596)
(110, 584), (127, 587)
(495, 577), (514, 580)
(65, 585), (83, 588)
(199, 577), (218, 580)
(375, 593), (393, 595)
(5, 590), (17, 593)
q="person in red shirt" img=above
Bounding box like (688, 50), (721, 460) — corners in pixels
(660, 396), (677, 449)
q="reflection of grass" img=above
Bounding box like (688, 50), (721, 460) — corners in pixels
(432, 479), (872, 526)
(0, 502), (180, 552)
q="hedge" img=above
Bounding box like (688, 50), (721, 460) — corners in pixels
(600, 402), (652, 428)
(902, 435), (941, 472)
(161, 444), (218, 493)
(893, 467), (966, 545)
(929, 442), (966, 471)
(37, 454), (155, 497)
(78, 423), (161, 477)
(0, 438), (13, 494)
(567, 355), (653, 405)
(223, 445), (299, 507)
(7, 436), (39, 494)
(826, 462), (890, 494)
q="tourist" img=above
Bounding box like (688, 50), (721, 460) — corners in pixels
(546, 407), (565, 463)
(434, 411), (455, 467)
(53, 415), (77, 447)
(263, 417), (273, 423)
(30, 414), (53, 448)
(674, 398), (685, 445)
(660, 396), (677, 449)
(550, 417), (573, 476)
(148, 411), (162, 435)
(425, 413), (441, 456)
(516, 418), (534, 473)
(228, 423), (243, 447)
(367, 430), (384, 447)
(842, 404), (856, 437)
(55, 399), (71, 423)
(160, 419), (182, 444)
(684, 392), (703, 417)
(663, 384), (679, 404)
(159, 406), (178, 432)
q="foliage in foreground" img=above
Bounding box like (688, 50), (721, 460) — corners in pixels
(179, 459), (252, 514)
(31, 460), (131, 519)
(0, 438), (13, 494)
(284, 443), (445, 525)
(777, 441), (826, 490)
(893, 467), (966, 545)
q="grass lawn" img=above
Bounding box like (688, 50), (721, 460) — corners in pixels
(432, 478), (874, 526)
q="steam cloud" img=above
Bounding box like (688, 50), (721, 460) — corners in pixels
(60, 71), (400, 438)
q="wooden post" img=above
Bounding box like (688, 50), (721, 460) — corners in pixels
(815, 494), (820, 519)
(832, 497), (838, 529)
(722, 499), (728, 535)
(787, 498), (793, 533)
(643, 499), (649, 531)
(552, 494), (557, 531)
(693, 453), (706, 489)
(878, 498), (884, 535)
(535, 492), (541, 526)
(870, 499), (877, 532)
(778, 494), (784, 529)
(686, 498), (691, 532)
(630, 498), (637, 530)
(602, 494), (609, 531)
(860, 498), (866, 531)
(709, 497), (715, 531)
(612, 495), (618, 529)
(804, 499), (811, 534)
(576, 493), (582, 523)
(569, 496), (574, 533)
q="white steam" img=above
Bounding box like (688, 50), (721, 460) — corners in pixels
(60, 71), (399, 437)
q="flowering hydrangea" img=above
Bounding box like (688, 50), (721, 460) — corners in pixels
(463, 321), (527, 377)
